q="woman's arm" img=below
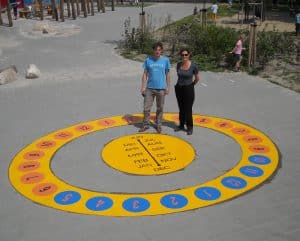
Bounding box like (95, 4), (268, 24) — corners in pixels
(193, 72), (200, 85)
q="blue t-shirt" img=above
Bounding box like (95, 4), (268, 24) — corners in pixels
(143, 56), (171, 89)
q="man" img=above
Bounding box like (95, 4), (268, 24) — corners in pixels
(139, 42), (171, 134)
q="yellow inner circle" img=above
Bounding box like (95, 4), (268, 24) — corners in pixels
(101, 133), (195, 175)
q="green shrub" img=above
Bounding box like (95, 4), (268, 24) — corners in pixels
(256, 30), (296, 67)
(120, 17), (156, 55)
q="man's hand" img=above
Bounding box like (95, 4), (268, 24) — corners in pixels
(165, 88), (169, 95)
(141, 88), (146, 97)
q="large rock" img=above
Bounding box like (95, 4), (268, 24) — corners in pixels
(32, 23), (54, 33)
(26, 64), (41, 79)
(0, 65), (18, 85)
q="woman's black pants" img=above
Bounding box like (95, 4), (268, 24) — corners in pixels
(175, 83), (195, 130)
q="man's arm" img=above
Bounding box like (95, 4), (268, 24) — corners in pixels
(141, 70), (148, 96)
(165, 71), (170, 95)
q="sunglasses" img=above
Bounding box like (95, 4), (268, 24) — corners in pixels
(181, 53), (189, 56)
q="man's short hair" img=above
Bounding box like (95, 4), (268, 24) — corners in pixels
(152, 42), (163, 50)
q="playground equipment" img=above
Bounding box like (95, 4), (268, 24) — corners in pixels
(0, 0), (106, 26)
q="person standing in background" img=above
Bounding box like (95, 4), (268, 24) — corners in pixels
(230, 34), (246, 72)
(10, 0), (18, 20)
(210, 1), (219, 22)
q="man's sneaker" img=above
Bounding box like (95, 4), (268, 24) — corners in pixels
(156, 125), (162, 134)
(138, 126), (150, 132)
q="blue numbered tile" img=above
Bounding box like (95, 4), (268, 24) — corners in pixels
(86, 196), (113, 211)
(160, 194), (188, 209)
(122, 197), (150, 213)
(248, 155), (271, 165)
(54, 191), (81, 205)
(221, 176), (247, 189)
(194, 187), (221, 201)
(240, 166), (264, 177)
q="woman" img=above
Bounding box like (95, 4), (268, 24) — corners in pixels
(230, 34), (246, 72)
(174, 49), (200, 135)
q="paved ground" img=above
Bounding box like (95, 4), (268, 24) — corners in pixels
(1, 3), (300, 241)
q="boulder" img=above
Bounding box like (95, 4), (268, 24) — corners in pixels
(0, 65), (18, 85)
(32, 23), (54, 33)
(26, 64), (41, 79)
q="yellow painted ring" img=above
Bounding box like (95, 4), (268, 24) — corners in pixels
(9, 113), (280, 216)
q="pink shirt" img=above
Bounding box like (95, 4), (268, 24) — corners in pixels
(234, 40), (243, 55)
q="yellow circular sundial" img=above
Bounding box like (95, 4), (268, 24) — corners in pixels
(8, 113), (280, 216)
(102, 133), (195, 175)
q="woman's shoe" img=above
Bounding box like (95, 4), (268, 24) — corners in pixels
(174, 126), (184, 132)
(187, 129), (193, 135)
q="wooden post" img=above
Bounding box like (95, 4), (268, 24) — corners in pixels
(90, 0), (94, 15)
(60, 0), (65, 21)
(38, 0), (44, 20)
(66, 0), (71, 17)
(87, 0), (90, 13)
(0, 1), (3, 25)
(248, 22), (257, 68)
(139, 12), (146, 33)
(82, 0), (87, 17)
(51, 0), (57, 20)
(71, 0), (76, 19)
(91, 0), (95, 16)
(252, 23), (257, 66)
(111, 0), (114, 11)
(75, 0), (80, 16)
(96, 0), (100, 12)
(100, 0), (105, 13)
(6, 0), (13, 27)
(202, 9), (207, 27)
